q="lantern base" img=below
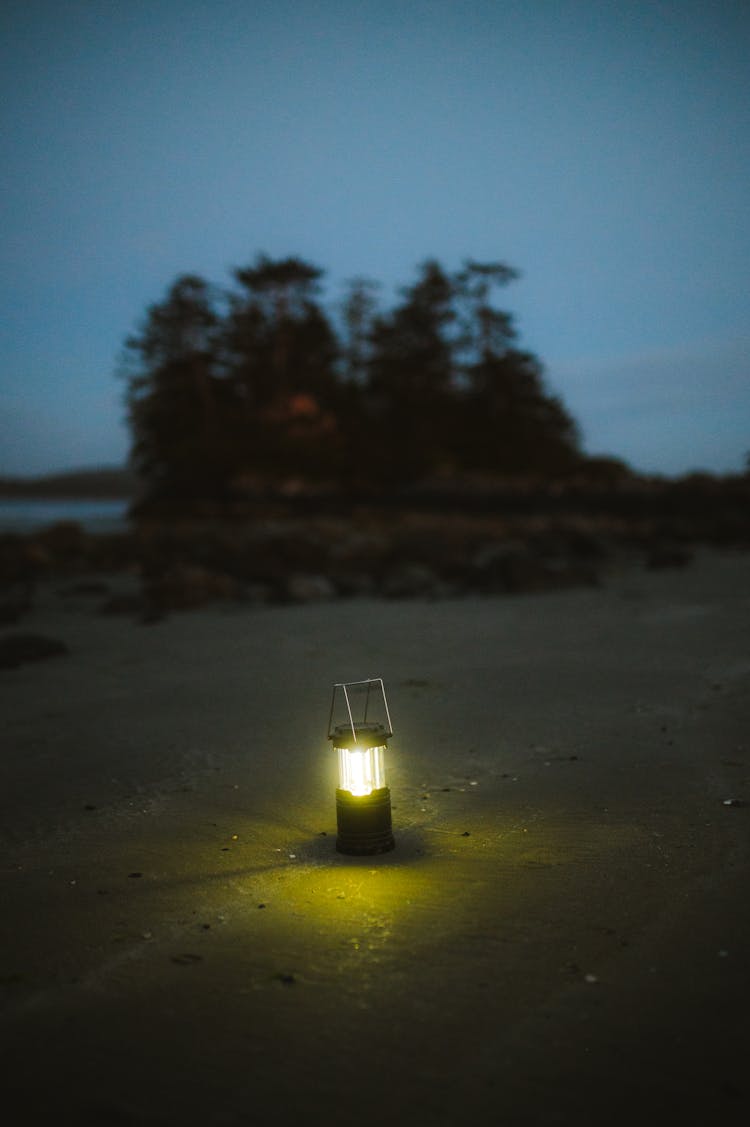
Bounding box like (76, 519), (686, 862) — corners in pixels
(335, 786), (395, 855)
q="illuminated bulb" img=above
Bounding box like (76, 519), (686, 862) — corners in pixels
(338, 743), (386, 796)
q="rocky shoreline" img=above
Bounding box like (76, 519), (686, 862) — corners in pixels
(0, 508), (741, 631)
(2, 474), (749, 634)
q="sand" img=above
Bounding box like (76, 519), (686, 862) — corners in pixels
(1, 548), (749, 1126)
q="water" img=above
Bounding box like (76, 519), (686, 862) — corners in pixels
(0, 497), (131, 534)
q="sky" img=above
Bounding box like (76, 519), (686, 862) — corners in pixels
(1, 0), (748, 478)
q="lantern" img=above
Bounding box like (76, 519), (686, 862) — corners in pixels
(327, 678), (395, 855)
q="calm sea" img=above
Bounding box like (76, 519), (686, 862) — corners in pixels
(0, 497), (130, 534)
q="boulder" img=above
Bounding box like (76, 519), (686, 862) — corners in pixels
(284, 573), (337, 603)
(380, 562), (446, 599)
(0, 633), (69, 669)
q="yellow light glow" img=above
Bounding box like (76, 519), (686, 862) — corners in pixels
(338, 744), (386, 796)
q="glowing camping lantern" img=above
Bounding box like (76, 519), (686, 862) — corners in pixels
(328, 678), (395, 855)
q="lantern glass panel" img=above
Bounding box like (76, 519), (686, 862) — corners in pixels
(338, 743), (386, 796)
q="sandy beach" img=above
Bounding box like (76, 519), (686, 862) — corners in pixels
(1, 547), (749, 1125)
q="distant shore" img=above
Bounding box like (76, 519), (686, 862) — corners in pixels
(0, 496), (130, 536)
(0, 465), (136, 500)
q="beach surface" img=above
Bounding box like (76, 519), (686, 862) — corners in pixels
(1, 548), (749, 1125)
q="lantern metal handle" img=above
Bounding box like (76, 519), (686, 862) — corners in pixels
(327, 677), (393, 741)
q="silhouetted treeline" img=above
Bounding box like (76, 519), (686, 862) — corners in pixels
(121, 255), (584, 508)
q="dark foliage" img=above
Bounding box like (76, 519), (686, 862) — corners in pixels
(120, 255), (583, 505)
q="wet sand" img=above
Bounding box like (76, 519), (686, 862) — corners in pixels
(1, 549), (749, 1125)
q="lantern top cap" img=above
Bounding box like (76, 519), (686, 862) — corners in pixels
(329, 721), (390, 749)
(327, 677), (393, 742)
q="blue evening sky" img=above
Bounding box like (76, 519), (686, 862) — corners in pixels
(1, 0), (748, 477)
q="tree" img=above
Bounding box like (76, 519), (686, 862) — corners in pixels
(456, 349), (581, 474)
(120, 253), (583, 505)
(366, 260), (458, 481)
(122, 274), (237, 500)
(453, 259), (519, 366)
(448, 259), (581, 475)
(340, 277), (380, 385)
(226, 255), (341, 478)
